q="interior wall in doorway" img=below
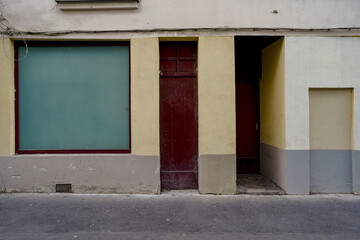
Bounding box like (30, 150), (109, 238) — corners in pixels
(259, 38), (287, 190)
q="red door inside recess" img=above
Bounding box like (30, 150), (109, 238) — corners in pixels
(160, 42), (198, 190)
(236, 80), (259, 173)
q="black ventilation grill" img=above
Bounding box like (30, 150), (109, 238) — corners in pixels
(56, 184), (72, 193)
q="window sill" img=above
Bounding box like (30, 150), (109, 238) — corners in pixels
(55, 0), (140, 11)
(13, 153), (132, 157)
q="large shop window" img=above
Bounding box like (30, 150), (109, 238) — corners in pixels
(16, 42), (130, 154)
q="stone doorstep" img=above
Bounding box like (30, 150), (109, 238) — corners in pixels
(236, 174), (285, 195)
(160, 174), (285, 196)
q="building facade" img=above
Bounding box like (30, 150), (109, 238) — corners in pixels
(0, 0), (360, 194)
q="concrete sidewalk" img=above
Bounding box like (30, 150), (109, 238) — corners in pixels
(1, 192), (360, 240)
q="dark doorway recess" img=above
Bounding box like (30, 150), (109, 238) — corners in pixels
(235, 36), (281, 174)
(160, 42), (198, 190)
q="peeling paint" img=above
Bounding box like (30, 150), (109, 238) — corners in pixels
(67, 163), (76, 170)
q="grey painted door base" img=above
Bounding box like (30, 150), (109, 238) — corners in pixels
(310, 150), (352, 193)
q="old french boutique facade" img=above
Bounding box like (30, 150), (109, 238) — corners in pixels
(1, 0), (360, 194)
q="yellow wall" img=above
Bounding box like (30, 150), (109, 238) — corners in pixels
(260, 38), (286, 149)
(130, 38), (160, 156)
(198, 36), (236, 155)
(309, 88), (352, 150)
(0, 39), (15, 156)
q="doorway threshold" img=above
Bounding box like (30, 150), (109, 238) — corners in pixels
(237, 174), (285, 195)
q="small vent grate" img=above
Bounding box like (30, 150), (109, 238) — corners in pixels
(56, 184), (72, 193)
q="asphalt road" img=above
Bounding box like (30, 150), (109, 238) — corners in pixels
(1, 191), (360, 240)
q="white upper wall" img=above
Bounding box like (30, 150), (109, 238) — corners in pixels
(0, 0), (360, 34)
(285, 37), (360, 150)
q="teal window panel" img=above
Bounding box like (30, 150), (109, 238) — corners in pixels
(18, 45), (130, 151)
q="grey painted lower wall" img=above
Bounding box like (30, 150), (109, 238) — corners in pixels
(199, 154), (236, 195)
(259, 143), (286, 191)
(352, 151), (360, 194)
(260, 143), (309, 194)
(0, 155), (160, 194)
(310, 150), (352, 193)
(1, 150), (357, 195)
(353, 151), (360, 195)
(260, 144), (357, 194)
(285, 150), (310, 194)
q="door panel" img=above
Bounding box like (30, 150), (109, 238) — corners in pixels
(236, 80), (259, 173)
(160, 42), (198, 190)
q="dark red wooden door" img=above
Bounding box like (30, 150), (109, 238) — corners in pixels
(236, 80), (259, 173)
(160, 42), (198, 190)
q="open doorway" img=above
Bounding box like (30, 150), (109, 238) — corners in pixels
(235, 36), (284, 194)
